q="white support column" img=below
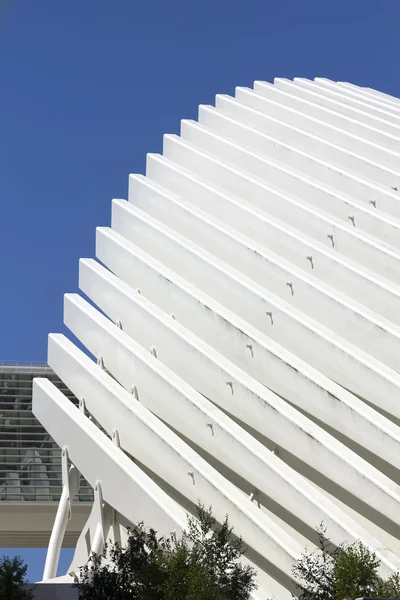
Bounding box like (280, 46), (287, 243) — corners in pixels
(42, 450), (80, 581)
(90, 482), (105, 556)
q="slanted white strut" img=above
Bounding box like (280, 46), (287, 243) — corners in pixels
(32, 79), (400, 600)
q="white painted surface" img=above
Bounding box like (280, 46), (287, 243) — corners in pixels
(161, 134), (400, 279)
(127, 175), (400, 369)
(214, 94), (400, 189)
(323, 80), (400, 114)
(254, 81), (400, 149)
(33, 379), (187, 538)
(31, 79), (400, 597)
(95, 227), (400, 478)
(111, 198), (400, 419)
(273, 78), (400, 135)
(197, 105), (400, 216)
(235, 86), (400, 170)
(47, 331), (400, 574)
(298, 79), (400, 123)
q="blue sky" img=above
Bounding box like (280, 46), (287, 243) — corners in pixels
(0, 0), (399, 583)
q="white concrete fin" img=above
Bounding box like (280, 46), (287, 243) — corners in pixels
(161, 134), (400, 276)
(32, 378), (187, 536)
(178, 119), (400, 247)
(341, 83), (400, 109)
(297, 78), (400, 123)
(32, 79), (400, 596)
(274, 78), (400, 133)
(214, 94), (400, 189)
(198, 104), (400, 217)
(110, 200), (400, 418)
(145, 154), (400, 289)
(235, 86), (400, 171)
(363, 88), (400, 107)
(45, 335), (306, 569)
(254, 81), (400, 150)
(126, 176), (400, 370)
(77, 256), (400, 540)
(46, 332), (400, 572)
(61, 295), (309, 573)
(94, 227), (400, 476)
(321, 80), (400, 113)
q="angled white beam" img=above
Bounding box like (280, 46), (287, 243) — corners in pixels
(48, 331), (400, 573)
(61, 294), (313, 578)
(342, 83), (400, 109)
(34, 386), (296, 599)
(62, 294), (400, 553)
(235, 87), (400, 170)
(198, 104), (400, 218)
(32, 378), (187, 537)
(46, 334), (306, 576)
(296, 79), (400, 123)
(324, 81), (400, 113)
(78, 256), (400, 541)
(363, 87), (400, 107)
(179, 119), (400, 247)
(215, 94), (400, 189)
(274, 78), (400, 134)
(111, 200), (400, 412)
(31, 79), (400, 596)
(162, 134), (400, 274)
(145, 154), (400, 293)
(254, 81), (400, 150)
(95, 227), (400, 474)
(128, 174), (400, 369)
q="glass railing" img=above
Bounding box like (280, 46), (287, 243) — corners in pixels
(0, 365), (93, 502)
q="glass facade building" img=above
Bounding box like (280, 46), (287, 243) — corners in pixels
(0, 363), (93, 503)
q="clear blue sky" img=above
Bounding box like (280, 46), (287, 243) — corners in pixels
(0, 0), (399, 583)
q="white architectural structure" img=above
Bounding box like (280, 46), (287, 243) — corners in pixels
(0, 364), (92, 548)
(32, 78), (400, 599)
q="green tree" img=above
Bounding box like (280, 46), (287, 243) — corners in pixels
(157, 504), (256, 600)
(333, 541), (380, 600)
(75, 524), (164, 600)
(0, 555), (34, 600)
(292, 524), (400, 600)
(75, 504), (256, 600)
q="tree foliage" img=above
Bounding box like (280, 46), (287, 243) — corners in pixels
(0, 555), (33, 600)
(157, 504), (256, 600)
(75, 524), (164, 600)
(292, 524), (400, 600)
(75, 504), (256, 600)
